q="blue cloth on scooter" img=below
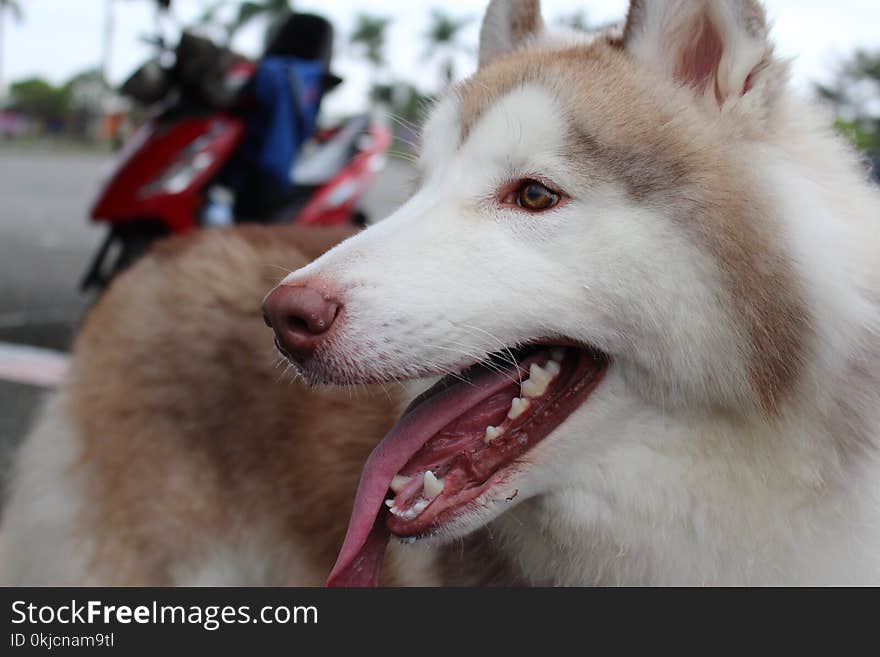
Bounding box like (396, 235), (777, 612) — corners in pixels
(238, 56), (324, 192)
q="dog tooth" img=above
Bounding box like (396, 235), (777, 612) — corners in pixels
(521, 379), (539, 398)
(522, 364), (553, 397)
(390, 500), (427, 520)
(385, 499), (395, 508)
(423, 470), (444, 500)
(508, 397), (529, 419)
(484, 426), (503, 444)
(390, 474), (411, 493)
(530, 363), (552, 385)
(545, 360), (561, 376)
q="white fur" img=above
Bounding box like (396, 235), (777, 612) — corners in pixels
(0, 396), (94, 585)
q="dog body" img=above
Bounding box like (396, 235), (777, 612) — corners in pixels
(0, 227), (446, 585)
(4, 0), (880, 585)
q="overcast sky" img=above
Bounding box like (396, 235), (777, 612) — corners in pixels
(5, 0), (880, 114)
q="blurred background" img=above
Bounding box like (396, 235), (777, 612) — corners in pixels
(0, 0), (878, 498)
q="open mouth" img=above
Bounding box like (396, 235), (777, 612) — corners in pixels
(327, 343), (608, 586)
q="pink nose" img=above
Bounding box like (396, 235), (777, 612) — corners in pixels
(262, 285), (340, 362)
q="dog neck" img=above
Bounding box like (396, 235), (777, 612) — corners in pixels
(486, 404), (880, 586)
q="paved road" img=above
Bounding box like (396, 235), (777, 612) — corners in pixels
(0, 147), (413, 499)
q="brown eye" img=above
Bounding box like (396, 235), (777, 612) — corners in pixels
(516, 180), (559, 211)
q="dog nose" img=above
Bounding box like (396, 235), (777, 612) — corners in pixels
(262, 285), (340, 362)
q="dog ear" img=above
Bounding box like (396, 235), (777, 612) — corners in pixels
(621, 0), (771, 106)
(478, 0), (545, 68)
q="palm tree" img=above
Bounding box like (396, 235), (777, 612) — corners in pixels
(555, 10), (590, 31)
(199, 0), (294, 45)
(554, 11), (615, 35)
(422, 9), (471, 87)
(350, 14), (391, 71)
(101, 0), (115, 91)
(349, 13), (391, 93)
(816, 49), (880, 154)
(0, 0), (24, 104)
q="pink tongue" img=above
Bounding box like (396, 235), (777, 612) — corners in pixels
(326, 365), (524, 586)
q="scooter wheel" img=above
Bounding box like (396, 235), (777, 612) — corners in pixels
(81, 220), (168, 292)
(352, 211), (369, 228)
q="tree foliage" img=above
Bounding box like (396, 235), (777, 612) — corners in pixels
(9, 78), (70, 121)
(9, 68), (105, 122)
(422, 9), (471, 85)
(817, 50), (880, 152)
(350, 14), (391, 69)
(1, 0), (23, 23)
(199, 0), (294, 44)
(554, 10), (590, 31)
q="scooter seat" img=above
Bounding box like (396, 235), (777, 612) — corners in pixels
(291, 114), (370, 186)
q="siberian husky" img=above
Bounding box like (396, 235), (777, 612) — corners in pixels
(3, 0), (880, 586)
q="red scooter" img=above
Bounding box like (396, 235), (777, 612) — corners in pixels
(82, 11), (391, 290)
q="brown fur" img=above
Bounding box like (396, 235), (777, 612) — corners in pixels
(507, 0), (542, 44)
(620, 0), (647, 46)
(478, 0), (543, 68)
(456, 36), (809, 414)
(63, 226), (435, 584)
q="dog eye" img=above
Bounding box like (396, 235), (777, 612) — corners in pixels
(516, 180), (559, 211)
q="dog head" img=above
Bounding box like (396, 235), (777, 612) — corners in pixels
(264, 0), (821, 584)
